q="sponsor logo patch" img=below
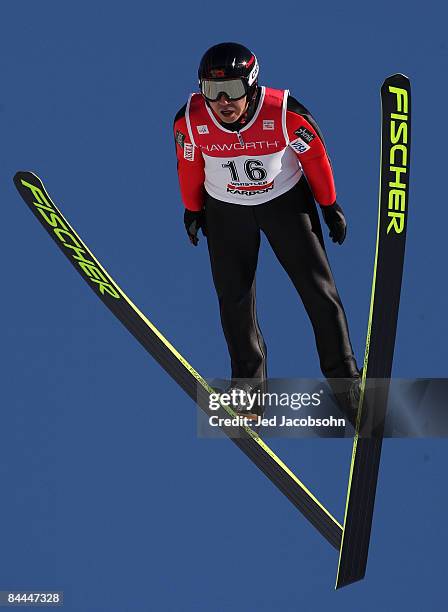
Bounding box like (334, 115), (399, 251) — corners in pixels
(210, 69), (225, 78)
(175, 130), (186, 148)
(184, 143), (195, 161)
(263, 119), (275, 130)
(226, 181), (274, 196)
(294, 126), (315, 143)
(197, 124), (209, 135)
(247, 58), (259, 86)
(289, 137), (311, 154)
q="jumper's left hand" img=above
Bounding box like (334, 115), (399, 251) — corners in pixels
(320, 201), (347, 245)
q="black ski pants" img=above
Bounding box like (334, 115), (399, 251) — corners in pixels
(204, 177), (358, 383)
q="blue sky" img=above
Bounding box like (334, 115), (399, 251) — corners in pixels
(2, 1), (447, 610)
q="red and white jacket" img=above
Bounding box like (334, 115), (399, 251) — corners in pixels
(174, 86), (336, 211)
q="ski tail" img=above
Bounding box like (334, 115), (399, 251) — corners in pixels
(335, 73), (411, 588)
(13, 171), (343, 550)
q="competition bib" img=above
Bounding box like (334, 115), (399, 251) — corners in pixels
(186, 87), (303, 205)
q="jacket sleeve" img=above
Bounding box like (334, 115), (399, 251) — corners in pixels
(286, 95), (336, 206)
(173, 104), (205, 211)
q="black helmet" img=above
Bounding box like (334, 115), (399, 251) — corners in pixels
(198, 42), (259, 102)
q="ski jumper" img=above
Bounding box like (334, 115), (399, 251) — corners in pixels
(174, 86), (358, 382)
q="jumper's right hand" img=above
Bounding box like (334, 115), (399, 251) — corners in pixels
(184, 209), (206, 246)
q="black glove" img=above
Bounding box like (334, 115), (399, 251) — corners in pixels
(184, 209), (206, 246)
(320, 202), (347, 245)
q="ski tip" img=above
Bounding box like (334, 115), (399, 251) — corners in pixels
(13, 171), (25, 185)
(382, 73), (410, 88)
(13, 170), (40, 188)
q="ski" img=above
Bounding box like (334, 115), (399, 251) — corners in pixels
(335, 74), (411, 588)
(13, 171), (342, 549)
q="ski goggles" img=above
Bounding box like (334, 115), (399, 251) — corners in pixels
(200, 78), (247, 102)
